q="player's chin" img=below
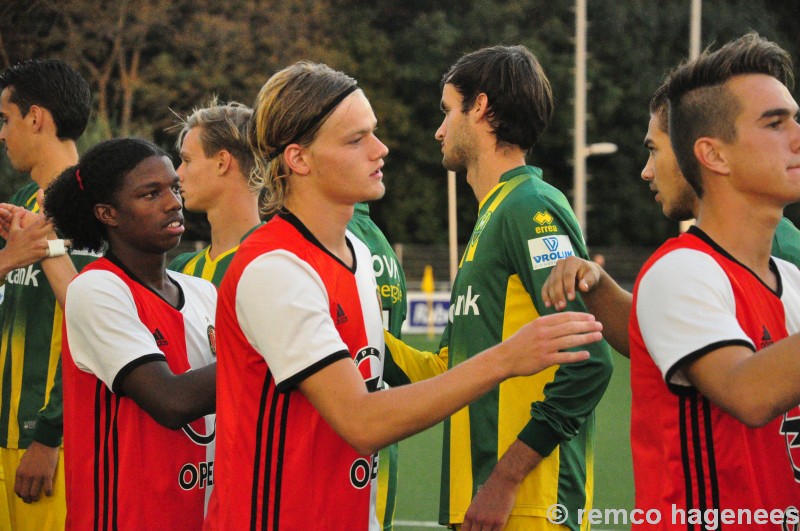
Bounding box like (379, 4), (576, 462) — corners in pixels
(363, 182), (386, 202)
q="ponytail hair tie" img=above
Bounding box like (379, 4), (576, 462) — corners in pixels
(75, 169), (85, 191)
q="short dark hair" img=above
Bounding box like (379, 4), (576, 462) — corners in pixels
(665, 33), (794, 196)
(0, 59), (91, 141)
(45, 138), (166, 252)
(441, 45), (553, 152)
(649, 82), (669, 134)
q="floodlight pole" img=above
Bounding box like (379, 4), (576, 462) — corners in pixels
(573, 0), (617, 241)
(573, 0), (588, 236)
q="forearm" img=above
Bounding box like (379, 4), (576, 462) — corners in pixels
(581, 271), (632, 357)
(301, 311), (601, 455)
(40, 254), (78, 309)
(492, 439), (543, 485)
(122, 362), (216, 430)
(687, 337), (800, 427)
(303, 346), (507, 455)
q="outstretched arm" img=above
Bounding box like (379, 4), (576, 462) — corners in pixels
(542, 256), (632, 356)
(298, 311), (602, 455)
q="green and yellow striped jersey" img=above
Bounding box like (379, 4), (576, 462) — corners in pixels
(347, 203), (408, 531)
(168, 224), (262, 285)
(438, 166), (613, 530)
(0, 182), (99, 449)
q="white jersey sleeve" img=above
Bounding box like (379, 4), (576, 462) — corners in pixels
(65, 270), (167, 391)
(235, 250), (349, 388)
(636, 248), (754, 387)
(775, 257), (800, 335)
(168, 271), (218, 369)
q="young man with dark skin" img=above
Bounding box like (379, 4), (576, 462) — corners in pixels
(0, 59), (95, 529)
(45, 138), (217, 530)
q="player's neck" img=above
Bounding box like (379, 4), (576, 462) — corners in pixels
(286, 194), (354, 267)
(206, 195), (260, 261)
(468, 146), (527, 204)
(696, 193), (780, 284)
(109, 242), (171, 290)
(30, 139), (79, 189)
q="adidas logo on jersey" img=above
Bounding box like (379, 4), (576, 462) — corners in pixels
(761, 325), (774, 348)
(336, 304), (349, 325)
(153, 328), (169, 347)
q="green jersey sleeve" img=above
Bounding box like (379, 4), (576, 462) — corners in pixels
(504, 191), (614, 456)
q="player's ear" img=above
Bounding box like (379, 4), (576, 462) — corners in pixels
(471, 93), (490, 122)
(216, 150), (233, 175)
(694, 137), (730, 176)
(94, 203), (119, 228)
(28, 105), (45, 132)
(283, 144), (311, 176)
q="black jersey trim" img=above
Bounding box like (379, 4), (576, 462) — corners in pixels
(105, 251), (186, 310)
(679, 394), (721, 530)
(678, 396), (693, 530)
(665, 339), (754, 396)
(272, 393), (291, 530)
(112, 396), (121, 531)
(277, 211), (359, 274)
(276, 350), (351, 393)
(689, 394), (709, 526)
(93, 380), (102, 531)
(102, 386), (113, 531)
(111, 353), (168, 395)
(250, 370), (272, 530)
(687, 226), (783, 297)
(262, 375), (282, 530)
(702, 397), (721, 526)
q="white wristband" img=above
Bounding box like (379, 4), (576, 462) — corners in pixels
(45, 239), (67, 258)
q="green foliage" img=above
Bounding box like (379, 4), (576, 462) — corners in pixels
(2, 0), (799, 243)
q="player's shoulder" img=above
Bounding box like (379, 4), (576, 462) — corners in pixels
(68, 267), (131, 306)
(500, 172), (572, 219)
(168, 249), (205, 273)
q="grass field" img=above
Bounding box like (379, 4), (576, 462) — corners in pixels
(392, 334), (634, 530)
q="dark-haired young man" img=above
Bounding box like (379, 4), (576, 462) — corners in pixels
(542, 84), (800, 357)
(0, 59), (96, 529)
(423, 45), (613, 531)
(629, 34), (800, 525)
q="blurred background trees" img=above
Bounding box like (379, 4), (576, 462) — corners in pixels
(2, 0), (798, 246)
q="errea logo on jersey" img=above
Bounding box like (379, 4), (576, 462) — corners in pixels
(528, 235), (575, 270)
(533, 211), (558, 234)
